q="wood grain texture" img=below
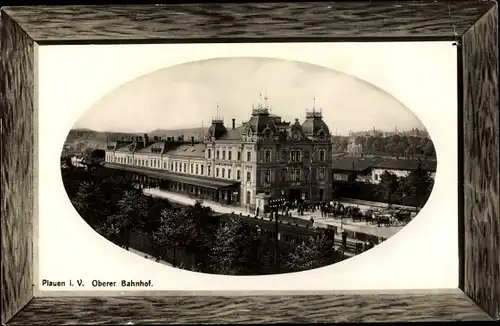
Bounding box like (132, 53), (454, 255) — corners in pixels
(2, 1), (496, 42)
(462, 4), (500, 320)
(0, 10), (35, 325)
(7, 290), (492, 324)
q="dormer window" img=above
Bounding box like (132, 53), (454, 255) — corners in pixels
(265, 150), (271, 162)
(318, 130), (326, 139)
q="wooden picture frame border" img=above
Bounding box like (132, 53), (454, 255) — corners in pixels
(1, 2), (498, 324)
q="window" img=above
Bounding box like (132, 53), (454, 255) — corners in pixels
(291, 150), (301, 162)
(222, 151), (226, 160)
(145, 160), (149, 167)
(247, 151), (251, 161)
(153, 160), (156, 168)
(319, 150), (326, 162)
(295, 169), (301, 181)
(195, 164), (199, 174)
(237, 170), (241, 180)
(201, 165), (204, 175)
(183, 163), (187, 173)
(228, 169), (231, 179)
(216, 150), (220, 159)
(228, 151), (232, 160)
(222, 168), (225, 178)
(318, 167), (325, 181)
(207, 149), (211, 159)
(216, 168), (219, 177)
(208, 165), (211, 176)
(375, 174), (379, 181)
(265, 150), (271, 162)
(175, 162), (178, 171)
(265, 169), (271, 183)
(170, 162), (173, 170)
(191, 164), (194, 173)
(164, 162), (167, 169)
(237, 151), (241, 161)
(247, 171), (251, 182)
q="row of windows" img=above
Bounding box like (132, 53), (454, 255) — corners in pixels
(263, 167), (326, 183)
(206, 149), (244, 161)
(107, 155), (245, 181)
(262, 149), (327, 163)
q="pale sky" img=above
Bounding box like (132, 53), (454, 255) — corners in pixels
(74, 57), (426, 135)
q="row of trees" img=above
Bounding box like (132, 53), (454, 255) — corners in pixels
(63, 166), (341, 275)
(332, 134), (436, 158)
(375, 168), (435, 207)
(332, 167), (434, 207)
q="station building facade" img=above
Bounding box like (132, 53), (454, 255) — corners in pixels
(104, 98), (333, 211)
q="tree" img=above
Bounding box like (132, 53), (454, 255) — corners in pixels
(111, 189), (149, 250)
(422, 140), (436, 157)
(364, 136), (375, 153)
(395, 142), (407, 158)
(209, 217), (263, 275)
(402, 166), (434, 207)
(375, 171), (399, 203)
(283, 234), (339, 272)
(184, 201), (215, 256)
(152, 208), (196, 267)
(142, 197), (172, 234)
(71, 180), (110, 227)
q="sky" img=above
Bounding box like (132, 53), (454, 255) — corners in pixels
(74, 57), (427, 135)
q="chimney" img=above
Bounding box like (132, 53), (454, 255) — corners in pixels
(191, 136), (195, 146)
(232, 118), (235, 130)
(143, 133), (148, 147)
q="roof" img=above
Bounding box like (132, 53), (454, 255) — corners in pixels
(374, 158), (437, 172)
(114, 141), (134, 152)
(216, 125), (245, 142)
(135, 141), (166, 154)
(301, 116), (330, 137)
(166, 143), (206, 158)
(104, 163), (240, 189)
(332, 156), (381, 172)
(150, 127), (206, 141)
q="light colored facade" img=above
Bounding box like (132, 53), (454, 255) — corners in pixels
(105, 98), (333, 210)
(371, 166), (436, 184)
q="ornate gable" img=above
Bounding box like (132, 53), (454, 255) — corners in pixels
(289, 118), (306, 141)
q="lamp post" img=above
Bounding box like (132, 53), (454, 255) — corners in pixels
(270, 196), (285, 273)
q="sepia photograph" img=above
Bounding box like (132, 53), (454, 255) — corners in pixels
(4, 2), (498, 324)
(60, 55), (438, 276)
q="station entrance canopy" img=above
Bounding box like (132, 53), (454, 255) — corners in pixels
(104, 163), (240, 190)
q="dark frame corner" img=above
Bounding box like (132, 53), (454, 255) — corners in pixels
(1, 2), (498, 324)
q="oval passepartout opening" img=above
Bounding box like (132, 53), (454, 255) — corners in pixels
(61, 57), (436, 275)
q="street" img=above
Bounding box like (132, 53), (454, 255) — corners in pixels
(143, 188), (403, 239)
